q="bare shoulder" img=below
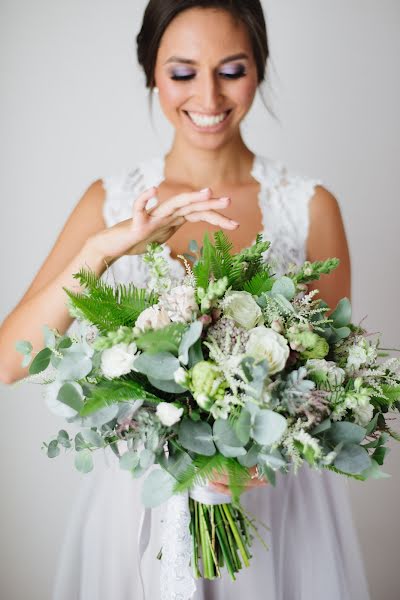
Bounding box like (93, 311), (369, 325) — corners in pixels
(15, 178), (107, 307)
(306, 183), (351, 305)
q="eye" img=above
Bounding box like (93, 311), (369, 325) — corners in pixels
(219, 64), (247, 79)
(171, 73), (196, 81)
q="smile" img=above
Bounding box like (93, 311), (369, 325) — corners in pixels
(184, 110), (232, 129)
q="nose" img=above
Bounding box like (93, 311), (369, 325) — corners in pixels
(196, 69), (223, 111)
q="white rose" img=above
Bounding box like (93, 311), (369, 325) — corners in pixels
(135, 305), (171, 332)
(246, 326), (290, 375)
(222, 290), (263, 330)
(160, 285), (199, 323)
(344, 388), (374, 427)
(101, 342), (137, 378)
(156, 402), (184, 427)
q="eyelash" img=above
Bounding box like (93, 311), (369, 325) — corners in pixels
(170, 71), (246, 82)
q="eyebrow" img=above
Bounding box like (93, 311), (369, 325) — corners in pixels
(164, 53), (249, 66)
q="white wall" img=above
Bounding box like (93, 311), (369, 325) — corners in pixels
(1, 1), (399, 598)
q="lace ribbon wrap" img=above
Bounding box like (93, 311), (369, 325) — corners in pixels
(138, 483), (232, 600)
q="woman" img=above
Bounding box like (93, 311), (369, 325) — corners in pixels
(0, 1), (371, 598)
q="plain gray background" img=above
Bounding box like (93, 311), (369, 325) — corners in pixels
(1, 1), (399, 598)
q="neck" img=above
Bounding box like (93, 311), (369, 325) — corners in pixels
(163, 133), (256, 189)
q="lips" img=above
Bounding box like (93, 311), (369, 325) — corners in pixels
(183, 109), (232, 129)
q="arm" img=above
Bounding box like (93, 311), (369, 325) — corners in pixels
(0, 180), (108, 385)
(306, 185), (351, 313)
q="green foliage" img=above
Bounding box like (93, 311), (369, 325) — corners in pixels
(193, 231), (271, 294)
(173, 453), (251, 504)
(80, 378), (161, 416)
(242, 271), (274, 296)
(293, 258), (340, 284)
(135, 323), (187, 356)
(29, 347), (52, 375)
(64, 267), (158, 333)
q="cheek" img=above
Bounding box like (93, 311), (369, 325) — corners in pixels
(157, 79), (189, 115)
(232, 78), (258, 108)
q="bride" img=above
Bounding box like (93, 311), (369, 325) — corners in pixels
(0, 1), (371, 598)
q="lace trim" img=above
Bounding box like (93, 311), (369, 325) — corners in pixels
(101, 155), (323, 286)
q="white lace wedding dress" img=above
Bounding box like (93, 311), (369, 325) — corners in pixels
(52, 155), (371, 600)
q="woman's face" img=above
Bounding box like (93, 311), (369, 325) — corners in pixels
(153, 8), (259, 151)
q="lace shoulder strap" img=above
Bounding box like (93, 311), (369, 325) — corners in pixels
(253, 156), (324, 274)
(101, 157), (164, 228)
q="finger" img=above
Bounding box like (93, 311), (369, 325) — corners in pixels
(184, 210), (239, 229)
(208, 481), (231, 495)
(175, 197), (230, 217)
(152, 188), (213, 218)
(132, 187), (158, 215)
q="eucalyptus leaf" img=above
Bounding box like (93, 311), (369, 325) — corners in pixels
(188, 339), (204, 367)
(238, 443), (261, 468)
(29, 347), (52, 375)
(178, 321), (203, 365)
(310, 418), (332, 436)
(327, 422), (366, 445)
(234, 409), (251, 445)
(82, 429), (104, 448)
(260, 464), (276, 487)
(252, 409), (287, 446)
(58, 354), (92, 381)
(258, 448), (287, 470)
(178, 418), (216, 456)
(57, 382), (84, 412)
(213, 419), (244, 447)
(47, 440), (60, 458)
(141, 468), (175, 508)
(271, 276), (296, 300)
(119, 450), (140, 471)
(57, 430), (71, 448)
(15, 340), (32, 355)
(159, 447), (193, 481)
(42, 325), (56, 348)
(22, 354), (32, 368)
(359, 458), (391, 480)
(74, 449), (94, 473)
(133, 352), (180, 380)
(140, 448), (156, 469)
(147, 376), (186, 394)
(330, 298), (351, 328)
(215, 443), (246, 458)
(334, 444), (371, 474)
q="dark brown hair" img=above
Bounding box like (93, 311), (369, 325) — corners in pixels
(136, 0), (270, 91)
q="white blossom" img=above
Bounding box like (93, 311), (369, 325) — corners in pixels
(159, 285), (199, 323)
(135, 305), (171, 333)
(306, 358), (345, 387)
(346, 338), (377, 371)
(245, 326), (290, 375)
(156, 402), (183, 427)
(100, 342), (137, 378)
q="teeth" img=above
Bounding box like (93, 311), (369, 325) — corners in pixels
(187, 111), (228, 128)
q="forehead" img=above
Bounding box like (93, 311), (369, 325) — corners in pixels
(157, 8), (253, 62)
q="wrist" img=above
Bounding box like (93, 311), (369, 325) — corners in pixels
(79, 236), (114, 276)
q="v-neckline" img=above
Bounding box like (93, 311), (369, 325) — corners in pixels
(143, 153), (270, 269)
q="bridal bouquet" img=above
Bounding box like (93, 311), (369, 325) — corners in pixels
(17, 231), (400, 587)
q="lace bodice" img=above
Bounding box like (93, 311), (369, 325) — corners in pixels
(101, 155), (323, 286)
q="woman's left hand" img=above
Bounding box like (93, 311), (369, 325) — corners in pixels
(208, 465), (268, 495)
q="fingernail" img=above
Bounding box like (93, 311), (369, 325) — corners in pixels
(200, 187), (210, 193)
(146, 197), (158, 210)
(220, 196), (230, 202)
(230, 220), (239, 226)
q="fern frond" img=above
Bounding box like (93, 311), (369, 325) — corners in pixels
(243, 272), (274, 296)
(193, 233), (213, 290)
(173, 453), (251, 503)
(323, 464), (365, 480)
(80, 378), (162, 416)
(64, 270), (158, 333)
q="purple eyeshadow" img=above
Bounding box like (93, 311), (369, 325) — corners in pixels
(170, 67), (195, 78)
(220, 64), (246, 76)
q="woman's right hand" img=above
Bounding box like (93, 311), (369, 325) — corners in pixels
(89, 186), (239, 263)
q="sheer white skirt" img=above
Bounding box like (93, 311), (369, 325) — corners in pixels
(52, 449), (371, 600)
